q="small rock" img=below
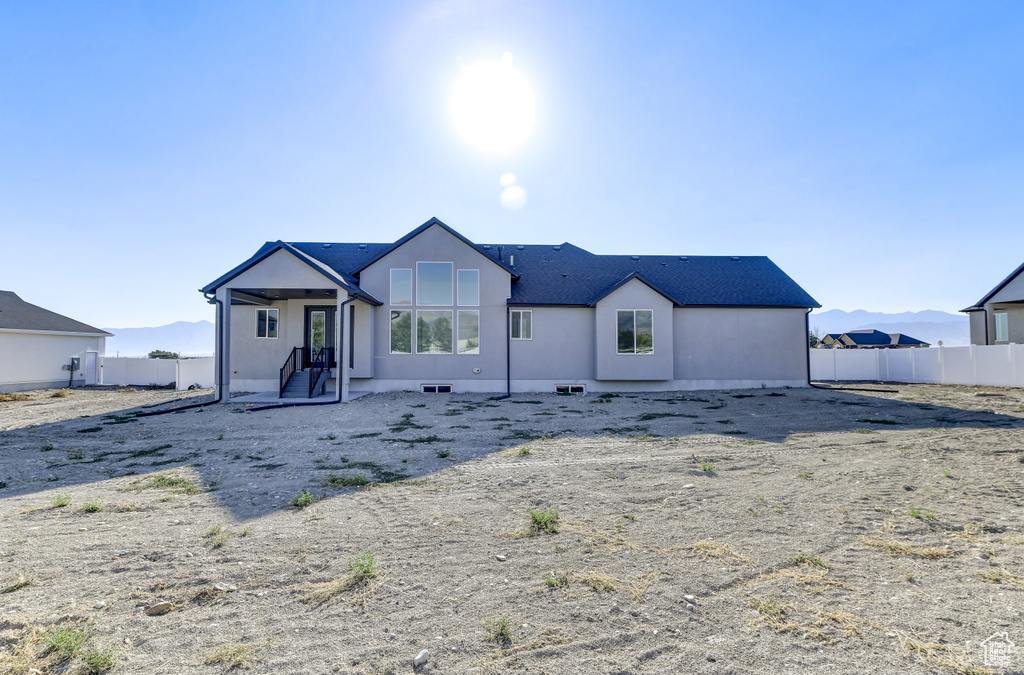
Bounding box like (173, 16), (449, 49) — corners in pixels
(618, 472), (627, 480)
(903, 484), (916, 491)
(413, 649), (429, 667)
(683, 484), (695, 489)
(683, 595), (696, 603)
(94, 601), (105, 609)
(79, 527), (88, 532)
(496, 555), (506, 562)
(686, 603), (696, 612)
(214, 582), (237, 592)
(145, 601), (173, 616)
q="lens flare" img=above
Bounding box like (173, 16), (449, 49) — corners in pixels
(451, 53), (536, 154)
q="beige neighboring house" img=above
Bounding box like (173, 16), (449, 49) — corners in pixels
(0, 291), (111, 393)
(962, 261), (1024, 345)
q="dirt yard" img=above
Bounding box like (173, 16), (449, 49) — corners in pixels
(0, 383), (1022, 674)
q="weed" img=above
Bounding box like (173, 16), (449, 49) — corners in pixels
(792, 553), (827, 569)
(204, 640), (274, 670)
(77, 427), (103, 433)
(43, 624), (91, 660)
(486, 615), (514, 644)
(897, 632), (990, 675)
(942, 469), (952, 478)
(528, 507), (560, 534)
(322, 433), (337, 440)
(1, 574), (33, 594)
(797, 471), (813, 479)
(623, 513), (636, 520)
(908, 506), (937, 520)
(853, 428), (876, 434)
(579, 571), (617, 592)
(42, 443), (54, 451)
(81, 643), (118, 673)
(51, 492), (72, 508)
(50, 389), (70, 398)
(345, 461), (409, 483)
(290, 490), (320, 508)
(699, 461), (715, 472)
(977, 567), (1024, 590)
(517, 445), (532, 456)
(0, 392), (33, 402)
(81, 499), (104, 513)
(722, 429), (747, 435)
(123, 472), (203, 495)
(349, 550), (378, 580)
(320, 473), (369, 488)
(545, 570), (570, 588)
(638, 411), (695, 421)
(859, 535), (953, 558)
(217, 433), (224, 441)
(435, 448), (451, 458)
(204, 523), (231, 547)
(689, 540), (753, 564)
(856, 418), (903, 425)
(251, 463), (287, 471)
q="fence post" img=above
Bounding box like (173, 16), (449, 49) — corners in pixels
(1012, 344), (1019, 388)
(939, 345), (946, 385)
(875, 349), (882, 382)
(970, 345), (978, 385)
(911, 347), (917, 383)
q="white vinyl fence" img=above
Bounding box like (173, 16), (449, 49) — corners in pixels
(100, 357), (215, 391)
(810, 345), (1024, 387)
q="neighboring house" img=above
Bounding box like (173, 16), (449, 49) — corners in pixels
(0, 291), (111, 392)
(200, 218), (820, 400)
(817, 329), (928, 349)
(962, 261), (1024, 345)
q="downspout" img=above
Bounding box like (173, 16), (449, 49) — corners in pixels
(247, 296), (357, 411)
(138, 291), (225, 416)
(492, 303), (512, 400)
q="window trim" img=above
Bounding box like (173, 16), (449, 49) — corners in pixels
(390, 268), (413, 306)
(389, 309), (412, 354)
(416, 261), (454, 306)
(457, 309), (480, 355)
(416, 309), (454, 354)
(510, 309), (532, 340)
(457, 269), (480, 306)
(255, 308), (279, 339)
(616, 309), (654, 354)
(994, 311), (1009, 342)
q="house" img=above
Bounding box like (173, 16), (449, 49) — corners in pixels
(200, 218), (820, 400)
(820, 329), (929, 349)
(962, 261), (1024, 344)
(0, 291), (111, 393)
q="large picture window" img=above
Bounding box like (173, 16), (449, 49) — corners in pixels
(256, 308), (278, 339)
(617, 310), (653, 354)
(390, 310), (412, 354)
(417, 262), (453, 306)
(458, 310), (480, 354)
(457, 269), (479, 306)
(390, 269), (412, 305)
(995, 312), (1009, 342)
(417, 310), (453, 354)
(510, 310), (532, 340)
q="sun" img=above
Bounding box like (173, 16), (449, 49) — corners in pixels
(451, 52), (536, 154)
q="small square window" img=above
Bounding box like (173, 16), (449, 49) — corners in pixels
(256, 308), (278, 339)
(555, 384), (585, 394)
(421, 384), (452, 393)
(511, 309), (532, 340)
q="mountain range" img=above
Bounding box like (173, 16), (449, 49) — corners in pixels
(808, 310), (969, 346)
(103, 320), (214, 357)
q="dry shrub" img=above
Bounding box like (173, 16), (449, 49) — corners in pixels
(859, 535), (954, 558)
(0, 392), (32, 402)
(897, 632), (995, 675)
(689, 539), (754, 564)
(50, 389), (70, 398)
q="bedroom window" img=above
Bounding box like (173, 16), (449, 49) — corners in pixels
(256, 308), (278, 339)
(510, 310), (532, 340)
(417, 262), (453, 306)
(617, 310), (653, 354)
(417, 310), (453, 354)
(391, 269), (412, 305)
(390, 310), (412, 354)
(458, 269), (479, 306)
(995, 312), (1009, 342)
(458, 310), (480, 354)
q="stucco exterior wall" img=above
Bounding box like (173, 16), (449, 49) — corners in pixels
(989, 305), (1024, 343)
(595, 280), (674, 381)
(988, 272), (1024, 304)
(0, 331), (105, 392)
(673, 307), (808, 382)
(509, 307), (595, 381)
(968, 311), (987, 345)
(358, 224), (511, 387)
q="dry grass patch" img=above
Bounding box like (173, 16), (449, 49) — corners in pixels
(300, 550), (379, 605)
(976, 567), (1024, 590)
(121, 471), (203, 495)
(896, 632), (995, 675)
(1, 574), (34, 594)
(689, 539), (754, 564)
(203, 639), (274, 670)
(0, 392), (32, 402)
(859, 535), (955, 558)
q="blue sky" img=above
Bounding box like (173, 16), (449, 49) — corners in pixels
(2, 1), (1023, 327)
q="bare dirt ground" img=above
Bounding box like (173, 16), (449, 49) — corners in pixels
(1, 383), (1023, 674)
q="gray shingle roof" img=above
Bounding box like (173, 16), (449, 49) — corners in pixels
(0, 291), (111, 335)
(205, 219), (819, 309)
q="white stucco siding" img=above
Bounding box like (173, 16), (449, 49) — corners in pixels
(228, 248), (349, 292)
(510, 307), (595, 381)
(0, 331), (105, 392)
(595, 280), (674, 381)
(968, 311), (988, 345)
(359, 224), (512, 385)
(989, 305), (1024, 343)
(673, 308), (808, 382)
(227, 300), (292, 383)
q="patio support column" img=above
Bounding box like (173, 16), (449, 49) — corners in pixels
(338, 291), (351, 402)
(217, 286), (232, 401)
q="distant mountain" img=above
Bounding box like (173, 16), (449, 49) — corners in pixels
(104, 320), (214, 357)
(809, 310), (969, 347)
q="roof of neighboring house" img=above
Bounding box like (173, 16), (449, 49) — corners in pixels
(204, 219), (820, 308)
(962, 260), (1024, 312)
(0, 291), (111, 336)
(840, 329), (893, 346)
(890, 333), (929, 346)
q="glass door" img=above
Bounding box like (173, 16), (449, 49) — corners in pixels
(304, 306), (335, 368)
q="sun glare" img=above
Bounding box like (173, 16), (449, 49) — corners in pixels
(451, 52), (536, 154)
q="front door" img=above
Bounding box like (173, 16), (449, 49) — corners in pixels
(304, 306), (336, 368)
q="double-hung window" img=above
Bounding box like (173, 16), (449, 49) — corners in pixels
(617, 310), (653, 354)
(256, 308), (278, 339)
(510, 310), (532, 340)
